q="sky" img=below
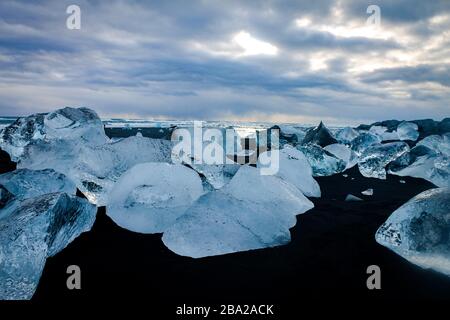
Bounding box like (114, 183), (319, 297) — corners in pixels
(0, 0), (449, 125)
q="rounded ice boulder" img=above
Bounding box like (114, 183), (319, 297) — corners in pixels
(106, 162), (203, 233)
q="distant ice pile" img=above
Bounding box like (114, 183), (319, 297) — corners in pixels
(376, 188), (450, 276)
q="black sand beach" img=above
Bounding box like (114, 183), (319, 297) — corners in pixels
(29, 166), (450, 311)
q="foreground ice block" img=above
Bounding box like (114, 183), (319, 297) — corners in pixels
(375, 188), (450, 276)
(258, 146), (321, 197)
(358, 142), (410, 179)
(0, 193), (96, 300)
(416, 134), (450, 157)
(0, 107), (107, 161)
(107, 163), (203, 233)
(351, 132), (382, 155)
(296, 144), (346, 176)
(162, 166), (314, 258)
(19, 136), (173, 205)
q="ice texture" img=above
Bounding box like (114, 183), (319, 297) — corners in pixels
(0, 169), (76, 202)
(335, 127), (359, 145)
(258, 146), (321, 197)
(324, 143), (357, 169)
(107, 163), (203, 233)
(162, 166), (314, 258)
(18, 136), (172, 205)
(296, 144), (346, 176)
(0, 107), (107, 161)
(357, 142), (410, 179)
(416, 134), (450, 157)
(397, 121), (419, 141)
(0, 193), (96, 300)
(375, 188), (450, 276)
(351, 132), (382, 155)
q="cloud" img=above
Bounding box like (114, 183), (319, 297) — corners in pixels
(0, 0), (449, 124)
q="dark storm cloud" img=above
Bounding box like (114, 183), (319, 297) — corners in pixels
(0, 0), (449, 124)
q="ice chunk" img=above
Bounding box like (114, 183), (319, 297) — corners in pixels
(335, 127), (359, 145)
(296, 144), (346, 176)
(375, 188), (450, 276)
(0, 169), (76, 202)
(258, 146), (321, 197)
(18, 136), (172, 205)
(107, 163), (203, 233)
(397, 121), (419, 141)
(324, 143), (357, 169)
(416, 134), (450, 157)
(351, 132), (382, 155)
(0, 107), (107, 160)
(358, 142), (410, 179)
(345, 194), (363, 201)
(162, 166), (314, 257)
(301, 122), (337, 147)
(389, 154), (450, 188)
(0, 193), (96, 300)
(361, 188), (374, 196)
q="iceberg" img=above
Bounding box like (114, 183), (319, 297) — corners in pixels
(296, 144), (346, 176)
(18, 136), (173, 205)
(357, 142), (410, 179)
(162, 166), (314, 258)
(107, 163), (203, 233)
(257, 146), (321, 197)
(375, 188), (450, 276)
(0, 192), (96, 300)
(0, 107), (108, 161)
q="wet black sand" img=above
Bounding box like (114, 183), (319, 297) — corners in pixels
(25, 166), (450, 313)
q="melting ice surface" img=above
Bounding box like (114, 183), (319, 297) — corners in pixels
(107, 163), (203, 233)
(376, 188), (450, 276)
(162, 166), (314, 258)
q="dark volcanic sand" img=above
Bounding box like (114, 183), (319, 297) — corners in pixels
(28, 166), (450, 311)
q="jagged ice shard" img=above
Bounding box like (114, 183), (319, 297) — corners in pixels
(162, 166), (314, 258)
(375, 188), (450, 276)
(0, 193), (96, 300)
(107, 163), (204, 233)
